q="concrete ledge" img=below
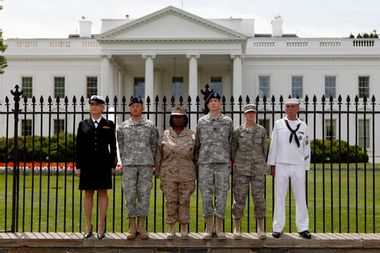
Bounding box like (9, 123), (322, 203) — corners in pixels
(0, 232), (379, 253)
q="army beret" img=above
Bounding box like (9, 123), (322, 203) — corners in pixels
(89, 95), (105, 104)
(128, 96), (144, 106)
(206, 92), (221, 104)
(243, 104), (257, 113)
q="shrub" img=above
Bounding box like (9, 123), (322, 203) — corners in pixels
(310, 139), (368, 163)
(0, 134), (76, 162)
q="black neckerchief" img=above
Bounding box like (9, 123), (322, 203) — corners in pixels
(284, 119), (301, 148)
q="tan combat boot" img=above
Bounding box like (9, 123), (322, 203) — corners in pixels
(233, 218), (242, 240)
(180, 223), (189, 240)
(215, 217), (226, 240)
(167, 223), (175, 240)
(202, 217), (213, 240)
(127, 217), (137, 240)
(257, 218), (266, 239)
(137, 217), (149, 240)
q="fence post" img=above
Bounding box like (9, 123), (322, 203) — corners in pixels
(11, 85), (23, 232)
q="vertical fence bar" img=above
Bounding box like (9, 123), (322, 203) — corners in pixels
(4, 96), (10, 232)
(11, 85), (23, 232)
(30, 96), (36, 232)
(71, 96), (77, 233)
(38, 96), (44, 232)
(371, 95), (376, 233)
(346, 95), (351, 232)
(329, 96), (334, 233)
(338, 95), (342, 233)
(354, 96), (359, 233)
(312, 95), (317, 232)
(363, 96), (367, 233)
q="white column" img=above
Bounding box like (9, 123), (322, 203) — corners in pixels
(231, 54), (242, 100)
(117, 70), (124, 99)
(100, 55), (111, 98)
(187, 54), (199, 110)
(187, 54), (199, 130)
(143, 54), (155, 102)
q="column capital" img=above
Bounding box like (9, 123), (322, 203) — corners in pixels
(142, 54), (156, 59)
(231, 54), (243, 60)
(186, 54), (200, 59)
(100, 54), (113, 60)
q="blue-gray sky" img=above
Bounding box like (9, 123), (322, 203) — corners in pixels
(0, 0), (378, 39)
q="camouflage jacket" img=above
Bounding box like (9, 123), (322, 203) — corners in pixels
(196, 113), (233, 164)
(155, 128), (197, 182)
(232, 124), (268, 175)
(117, 118), (158, 166)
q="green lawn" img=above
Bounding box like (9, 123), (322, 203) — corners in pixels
(0, 164), (379, 233)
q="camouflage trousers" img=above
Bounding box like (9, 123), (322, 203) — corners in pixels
(199, 164), (230, 219)
(122, 165), (153, 218)
(232, 174), (266, 219)
(160, 180), (196, 224)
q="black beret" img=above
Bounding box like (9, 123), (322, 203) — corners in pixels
(128, 96), (144, 106)
(206, 92), (221, 104)
(89, 95), (105, 104)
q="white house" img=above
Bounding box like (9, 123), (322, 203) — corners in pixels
(0, 6), (379, 161)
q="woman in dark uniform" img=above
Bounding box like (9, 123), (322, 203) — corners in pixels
(76, 95), (117, 239)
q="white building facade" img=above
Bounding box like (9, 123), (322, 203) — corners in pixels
(1, 6), (379, 161)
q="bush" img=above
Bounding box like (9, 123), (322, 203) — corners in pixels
(0, 133), (76, 162)
(310, 139), (368, 163)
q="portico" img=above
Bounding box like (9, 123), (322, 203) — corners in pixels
(97, 6), (246, 105)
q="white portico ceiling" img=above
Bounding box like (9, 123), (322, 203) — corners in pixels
(97, 6), (248, 42)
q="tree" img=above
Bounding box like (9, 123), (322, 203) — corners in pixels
(0, 3), (7, 74)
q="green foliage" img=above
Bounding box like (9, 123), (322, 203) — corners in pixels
(311, 139), (368, 163)
(349, 33), (355, 38)
(0, 134), (76, 162)
(0, 8), (7, 74)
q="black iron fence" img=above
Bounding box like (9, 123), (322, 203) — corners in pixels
(0, 85), (379, 234)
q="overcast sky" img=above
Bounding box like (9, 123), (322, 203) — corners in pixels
(0, 0), (379, 39)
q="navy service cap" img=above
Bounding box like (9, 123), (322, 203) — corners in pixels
(89, 95), (105, 104)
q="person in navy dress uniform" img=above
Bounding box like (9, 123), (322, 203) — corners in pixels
(76, 95), (117, 239)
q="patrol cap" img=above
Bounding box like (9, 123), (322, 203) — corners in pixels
(284, 98), (301, 105)
(89, 95), (105, 104)
(243, 104), (257, 113)
(128, 96), (143, 106)
(206, 92), (221, 104)
(171, 105), (187, 116)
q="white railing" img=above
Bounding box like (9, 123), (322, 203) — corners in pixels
(252, 40), (275, 47)
(320, 39), (341, 48)
(16, 40), (39, 47)
(353, 39), (375, 47)
(286, 40), (308, 48)
(49, 41), (71, 47)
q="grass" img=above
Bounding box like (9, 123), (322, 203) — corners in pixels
(0, 163), (379, 233)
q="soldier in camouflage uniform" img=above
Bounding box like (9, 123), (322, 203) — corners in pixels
(155, 106), (196, 240)
(195, 92), (233, 240)
(117, 96), (158, 240)
(231, 104), (268, 240)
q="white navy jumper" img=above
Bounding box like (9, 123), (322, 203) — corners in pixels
(267, 117), (311, 233)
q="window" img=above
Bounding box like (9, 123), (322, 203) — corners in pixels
(134, 77), (145, 98)
(358, 76), (369, 98)
(210, 76), (223, 95)
(54, 77), (65, 98)
(172, 77), (184, 99)
(258, 76), (270, 98)
(86, 77), (98, 98)
(291, 76), (303, 98)
(22, 77), (33, 98)
(325, 119), (336, 140)
(21, 119), (32, 136)
(325, 76), (336, 98)
(358, 119), (370, 149)
(54, 119), (65, 135)
(258, 119), (270, 133)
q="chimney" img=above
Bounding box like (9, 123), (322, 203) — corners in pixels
(79, 17), (92, 38)
(271, 16), (283, 37)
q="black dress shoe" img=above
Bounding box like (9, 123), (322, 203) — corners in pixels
(97, 233), (105, 240)
(272, 231), (282, 238)
(84, 225), (93, 239)
(299, 230), (312, 239)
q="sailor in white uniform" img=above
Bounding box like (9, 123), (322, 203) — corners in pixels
(267, 98), (312, 239)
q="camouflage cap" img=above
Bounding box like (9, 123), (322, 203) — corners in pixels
(243, 104), (257, 113)
(128, 96), (143, 106)
(89, 95), (105, 104)
(171, 105), (187, 116)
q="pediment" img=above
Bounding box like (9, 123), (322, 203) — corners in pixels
(97, 6), (247, 41)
